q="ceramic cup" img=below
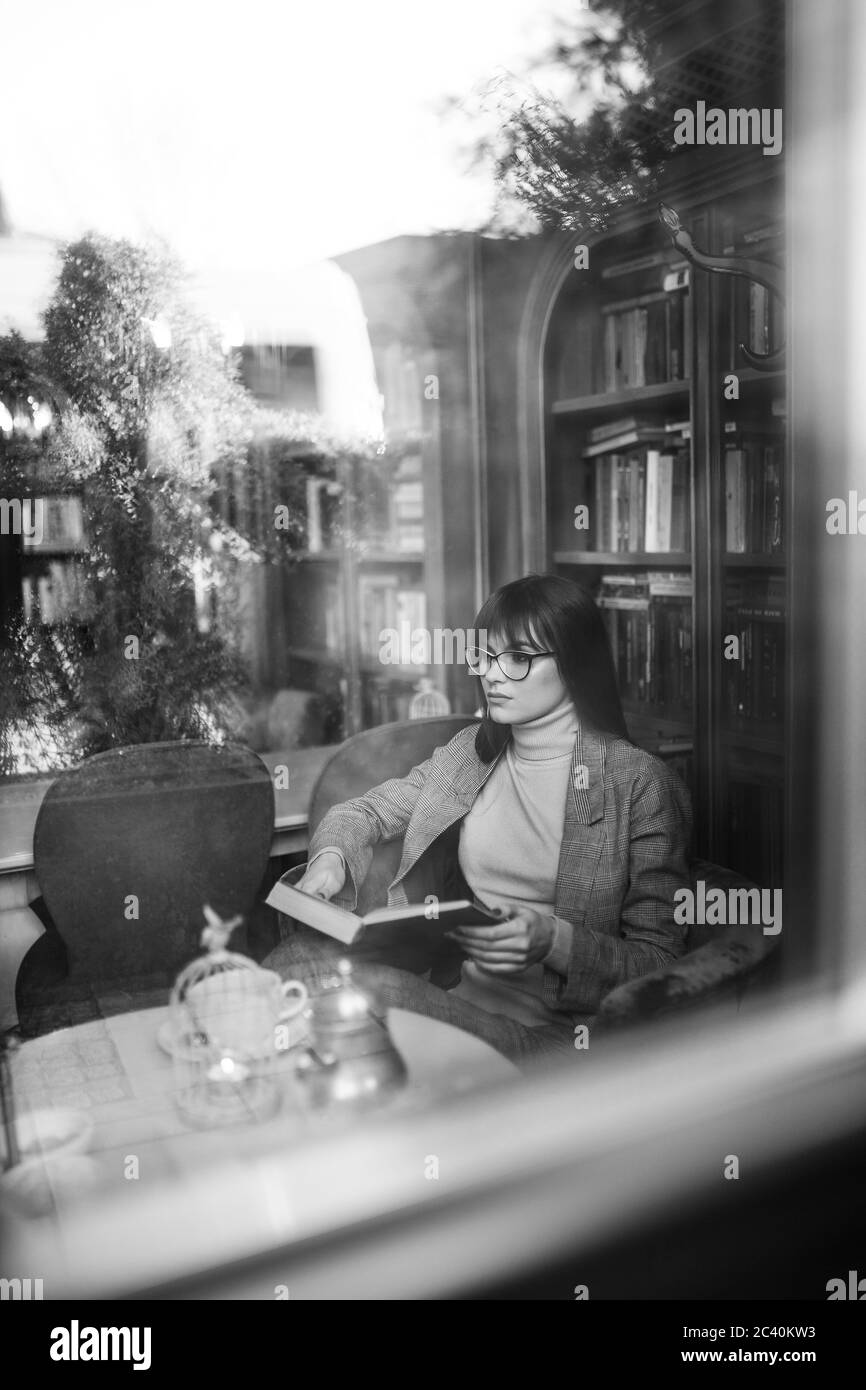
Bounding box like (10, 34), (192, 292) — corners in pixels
(185, 968), (308, 1059)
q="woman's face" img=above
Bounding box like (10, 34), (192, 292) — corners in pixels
(480, 628), (570, 725)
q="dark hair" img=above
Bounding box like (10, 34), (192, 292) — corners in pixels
(472, 573), (629, 762)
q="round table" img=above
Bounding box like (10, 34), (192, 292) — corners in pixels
(1, 1003), (518, 1187)
(0, 1004), (520, 1298)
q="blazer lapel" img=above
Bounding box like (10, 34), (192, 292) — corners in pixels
(555, 725), (608, 922)
(391, 722), (610, 914)
(391, 740), (506, 890)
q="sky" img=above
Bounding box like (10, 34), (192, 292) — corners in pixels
(0, 0), (579, 274)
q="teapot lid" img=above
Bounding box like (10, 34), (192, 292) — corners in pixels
(312, 958), (377, 1025)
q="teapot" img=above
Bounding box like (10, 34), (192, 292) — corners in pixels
(294, 959), (408, 1111)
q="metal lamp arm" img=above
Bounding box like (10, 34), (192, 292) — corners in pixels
(658, 202), (785, 371)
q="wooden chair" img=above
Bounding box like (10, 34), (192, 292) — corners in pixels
(291, 717), (780, 1022)
(15, 741), (274, 1034)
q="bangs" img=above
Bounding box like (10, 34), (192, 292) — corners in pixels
(475, 588), (551, 653)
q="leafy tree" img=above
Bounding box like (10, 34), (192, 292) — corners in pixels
(454, 1), (676, 234)
(0, 331), (76, 774)
(35, 235), (257, 756)
(0, 234), (388, 773)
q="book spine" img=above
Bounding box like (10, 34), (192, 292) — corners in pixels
(609, 455), (620, 552)
(618, 456), (629, 552)
(594, 458), (605, 552)
(670, 454), (687, 552)
(306, 478), (323, 553)
(603, 316), (616, 393)
(668, 293), (683, 379)
(635, 308), (648, 388)
(628, 455), (642, 552)
(645, 450), (660, 551)
(620, 312), (633, 390)
(725, 449), (746, 553)
(656, 454), (674, 552)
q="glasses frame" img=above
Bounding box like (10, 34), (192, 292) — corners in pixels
(466, 646), (555, 682)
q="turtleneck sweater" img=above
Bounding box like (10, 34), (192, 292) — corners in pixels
(452, 696), (578, 1027)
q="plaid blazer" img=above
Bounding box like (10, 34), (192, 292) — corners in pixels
(308, 722), (693, 1015)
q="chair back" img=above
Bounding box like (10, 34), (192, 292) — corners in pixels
(309, 715), (477, 914)
(33, 741), (274, 982)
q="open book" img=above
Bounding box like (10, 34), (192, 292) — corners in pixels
(266, 878), (503, 946)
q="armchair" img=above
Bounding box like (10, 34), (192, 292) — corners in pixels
(287, 719), (781, 1025)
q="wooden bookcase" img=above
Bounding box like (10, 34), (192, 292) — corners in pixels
(545, 175), (786, 888)
(222, 431), (465, 744)
(0, 426), (91, 639)
(283, 445), (435, 739)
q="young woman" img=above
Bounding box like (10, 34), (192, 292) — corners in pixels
(267, 574), (692, 1067)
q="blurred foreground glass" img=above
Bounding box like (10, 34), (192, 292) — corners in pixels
(169, 908), (308, 1127)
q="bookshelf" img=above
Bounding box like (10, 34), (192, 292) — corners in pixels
(19, 491), (91, 626)
(545, 176), (786, 889)
(279, 447), (444, 738)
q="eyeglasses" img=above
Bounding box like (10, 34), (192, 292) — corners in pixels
(466, 646), (555, 681)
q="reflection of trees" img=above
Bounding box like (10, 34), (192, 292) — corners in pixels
(452, 1), (673, 234)
(0, 235), (380, 774)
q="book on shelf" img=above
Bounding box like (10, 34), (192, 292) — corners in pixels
(662, 266), (690, 294)
(724, 576), (786, 724)
(304, 477), (342, 553)
(591, 448), (689, 553)
(645, 451), (672, 551)
(322, 579), (345, 655)
(600, 282), (689, 391)
(358, 577), (427, 663)
(722, 417), (784, 438)
(598, 570), (692, 596)
(392, 476), (425, 554)
(728, 779), (784, 887)
(394, 587), (427, 636)
(22, 494), (85, 552)
(583, 426), (671, 458)
(265, 879), (504, 946)
(358, 573), (399, 661)
(724, 440), (784, 555)
(588, 415), (661, 444)
(665, 418), (691, 439)
(21, 558), (91, 623)
(597, 571), (693, 715)
(724, 224), (783, 366)
(366, 675), (414, 725)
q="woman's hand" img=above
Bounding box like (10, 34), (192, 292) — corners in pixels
(296, 851), (346, 901)
(447, 908), (555, 973)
